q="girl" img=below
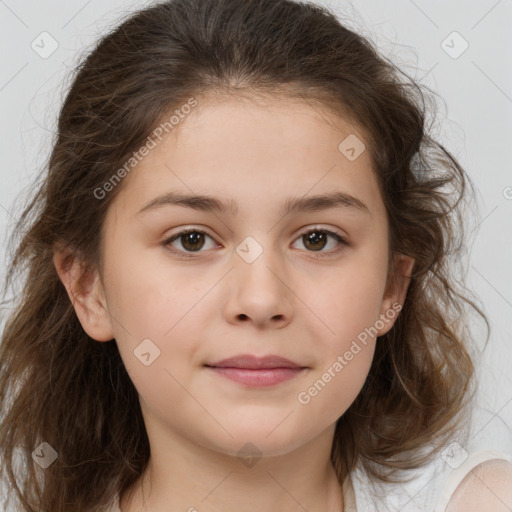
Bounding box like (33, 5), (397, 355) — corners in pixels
(1, 0), (511, 511)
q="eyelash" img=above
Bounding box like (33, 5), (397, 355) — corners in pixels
(162, 226), (350, 259)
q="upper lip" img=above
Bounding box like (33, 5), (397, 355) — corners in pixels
(206, 354), (305, 369)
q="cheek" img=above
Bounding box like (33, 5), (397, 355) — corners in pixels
(105, 258), (208, 426)
(292, 250), (387, 419)
(103, 242), (192, 336)
(295, 281), (378, 425)
(298, 342), (375, 428)
(102, 251), (209, 400)
(305, 254), (388, 346)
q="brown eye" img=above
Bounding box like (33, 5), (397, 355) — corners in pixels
(179, 231), (206, 251)
(162, 226), (349, 259)
(163, 229), (217, 256)
(292, 227), (349, 258)
(302, 231), (329, 251)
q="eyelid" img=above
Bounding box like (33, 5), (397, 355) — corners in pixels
(295, 224), (348, 240)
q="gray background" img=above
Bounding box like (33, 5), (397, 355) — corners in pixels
(0, 0), (511, 500)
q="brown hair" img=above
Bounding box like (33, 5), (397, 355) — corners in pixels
(0, 0), (488, 510)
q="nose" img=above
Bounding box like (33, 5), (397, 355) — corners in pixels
(222, 241), (294, 330)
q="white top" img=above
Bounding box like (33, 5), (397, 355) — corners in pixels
(345, 403), (512, 511)
(345, 449), (511, 512)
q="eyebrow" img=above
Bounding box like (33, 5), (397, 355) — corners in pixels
(136, 191), (371, 217)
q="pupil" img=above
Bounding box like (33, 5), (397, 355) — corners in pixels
(182, 232), (204, 251)
(304, 231), (326, 251)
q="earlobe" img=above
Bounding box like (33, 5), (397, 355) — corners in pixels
(377, 253), (415, 336)
(53, 247), (114, 342)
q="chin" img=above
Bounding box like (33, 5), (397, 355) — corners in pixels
(199, 423), (321, 461)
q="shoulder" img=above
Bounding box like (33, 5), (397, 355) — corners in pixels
(445, 459), (512, 512)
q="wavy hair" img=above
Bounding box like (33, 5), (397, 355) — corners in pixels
(0, 0), (488, 510)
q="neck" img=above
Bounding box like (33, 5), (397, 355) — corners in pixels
(120, 427), (344, 512)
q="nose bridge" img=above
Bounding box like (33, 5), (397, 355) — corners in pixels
(234, 233), (283, 289)
(225, 232), (293, 326)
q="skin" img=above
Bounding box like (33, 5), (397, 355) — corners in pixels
(446, 459), (512, 512)
(54, 94), (415, 512)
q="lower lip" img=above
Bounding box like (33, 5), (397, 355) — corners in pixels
(207, 367), (306, 386)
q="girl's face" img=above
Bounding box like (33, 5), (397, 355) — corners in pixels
(71, 95), (413, 458)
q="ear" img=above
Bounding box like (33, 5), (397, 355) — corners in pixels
(376, 253), (415, 337)
(53, 245), (114, 342)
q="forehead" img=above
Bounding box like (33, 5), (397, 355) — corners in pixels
(110, 94), (385, 222)
(168, 94), (369, 165)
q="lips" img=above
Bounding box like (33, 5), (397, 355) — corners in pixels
(205, 354), (308, 387)
(205, 354), (305, 370)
